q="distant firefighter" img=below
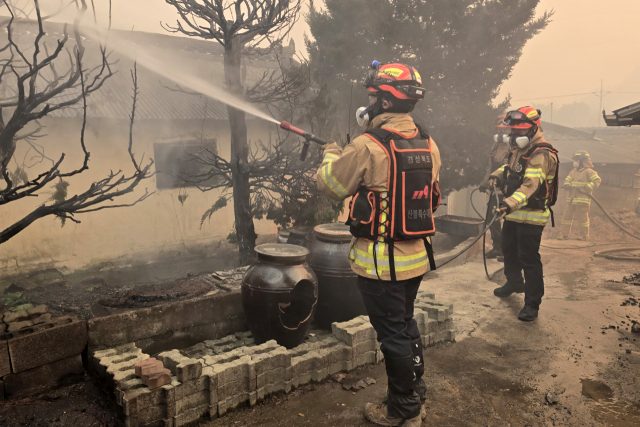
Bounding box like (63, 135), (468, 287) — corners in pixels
(559, 151), (601, 240)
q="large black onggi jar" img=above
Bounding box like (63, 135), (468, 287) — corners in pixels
(241, 244), (318, 349)
(307, 223), (367, 330)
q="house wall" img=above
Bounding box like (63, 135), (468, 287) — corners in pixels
(0, 116), (280, 276)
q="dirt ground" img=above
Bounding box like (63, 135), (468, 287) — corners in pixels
(1, 235), (640, 427)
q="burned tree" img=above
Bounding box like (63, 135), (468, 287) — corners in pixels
(166, 59), (343, 239)
(163, 0), (303, 264)
(0, 0), (153, 244)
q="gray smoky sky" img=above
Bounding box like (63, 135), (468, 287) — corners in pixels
(50, 0), (640, 122)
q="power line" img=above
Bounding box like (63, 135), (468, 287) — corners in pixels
(512, 91), (640, 102)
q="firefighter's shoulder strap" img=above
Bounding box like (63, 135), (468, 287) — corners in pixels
(524, 142), (560, 226)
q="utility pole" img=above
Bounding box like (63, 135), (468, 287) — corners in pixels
(592, 80), (611, 133)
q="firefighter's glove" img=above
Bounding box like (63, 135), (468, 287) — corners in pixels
(494, 201), (511, 218)
(321, 142), (340, 151)
(479, 183), (489, 194)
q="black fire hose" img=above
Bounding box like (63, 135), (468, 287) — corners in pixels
(470, 188), (505, 280)
(432, 187), (502, 275)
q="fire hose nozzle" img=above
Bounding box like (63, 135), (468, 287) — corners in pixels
(279, 120), (331, 161)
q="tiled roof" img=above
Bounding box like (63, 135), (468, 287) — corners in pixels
(542, 121), (640, 165)
(1, 19), (295, 121)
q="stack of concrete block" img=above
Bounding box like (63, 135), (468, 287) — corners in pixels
(0, 305), (87, 400)
(414, 291), (456, 347)
(95, 291), (456, 426)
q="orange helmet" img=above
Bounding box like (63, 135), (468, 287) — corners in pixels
(503, 106), (542, 129)
(495, 114), (507, 128)
(364, 61), (425, 101)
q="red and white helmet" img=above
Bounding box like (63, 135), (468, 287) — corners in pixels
(364, 61), (425, 101)
(503, 106), (542, 129)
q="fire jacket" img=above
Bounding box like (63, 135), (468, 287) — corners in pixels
(489, 129), (558, 226)
(317, 113), (441, 281)
(564, 163), (601, 205)
(480, 142), (510, 187)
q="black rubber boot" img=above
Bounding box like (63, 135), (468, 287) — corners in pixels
(384, 355), (421, 420)
(518, 304), (539, 321)
(411, 338), (427, 420)
(411, 338), (426, 402)
(485, 248), (503, 259)
(493, 281), (525, 298)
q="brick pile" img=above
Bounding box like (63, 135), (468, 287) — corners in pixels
(93, 291), (455, 427)
(0, 305), (87, 400)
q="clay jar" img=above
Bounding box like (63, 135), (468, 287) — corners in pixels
(307, 223), (367, 330)
(241, 244), (318, 349)
(286, 226), (313, 248)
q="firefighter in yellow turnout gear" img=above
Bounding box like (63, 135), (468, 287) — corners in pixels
(559, 151), (601, 240)
(317, 62), (441, 427)
(490, 107), (559, 322)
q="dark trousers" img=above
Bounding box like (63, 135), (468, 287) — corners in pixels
(357, 275), (423, 419)
(501, 220), (545, 308)
(487, 193), (504, 251)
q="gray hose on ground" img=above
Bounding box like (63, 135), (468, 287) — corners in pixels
(585, 191), (640, 241)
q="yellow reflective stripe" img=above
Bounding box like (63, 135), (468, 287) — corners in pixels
(573, 198), (591, 204)
(510, 191), (527, 209)
(580, 222), (590, 227)
(322, 153), (340, 164)
(321, 162), (349, 198)
(351, 246), (428, 270)
(590, 174), (601, 182)
(571, 182), (589, 187)
(506, 209), (550, 224)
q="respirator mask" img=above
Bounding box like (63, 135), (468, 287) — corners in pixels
(513, 136), (531, 149)
(573, 161), (580, 168)
(356, 96), (384, 128)
(494, 134), (509, 144)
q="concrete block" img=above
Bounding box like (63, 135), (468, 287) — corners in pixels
(122, 383), (174, 416)
(328, 359), (354, 375)
(352, 339), (377, 356)
(158, 350), (203, 382)
(209, 355), (253, 389)
(250, 345), (290, 377)
(175, 375), (209, 401)
(217, 392), (253, 416)
(7, 320), (34, 333)
(3, 354), (84, 399)
(157, 350), (183, 373)
(128, 404), (166, 427)
(355, 351), (376, 368)
(0, 338), (10, 377)
(87, 291), (244, 350)
(176, 360), (202, 383)
(256, 366), (290, 389)
(3, 310), (29, 324)
(311, 366), (328, 382)
(143, 369), (172, 389)
(332, 319), (376, 346)
(175, 390), (209, 414)
(174, 405), (208, 427)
